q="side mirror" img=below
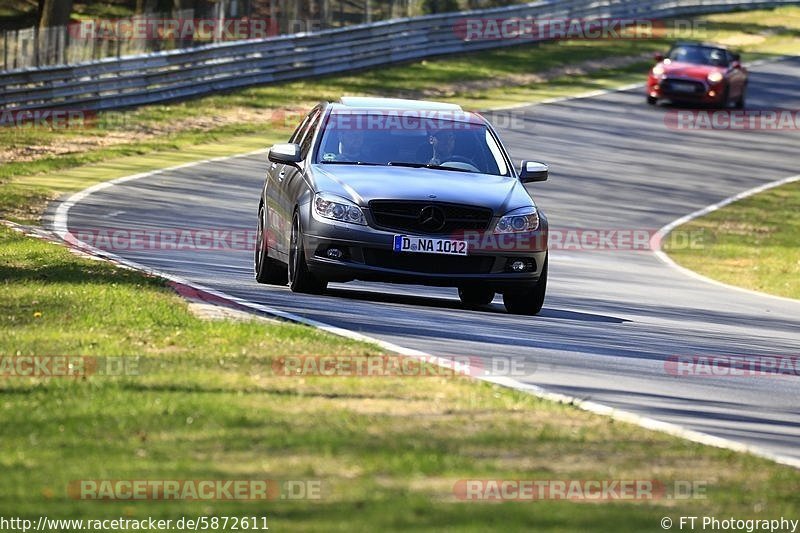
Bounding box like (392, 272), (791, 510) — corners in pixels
(268, 143), (302, 164)
(653, 52), (664, 62)
(730, 60), (742, 70)
(519, 161), (548, 183)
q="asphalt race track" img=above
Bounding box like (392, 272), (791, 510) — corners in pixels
(58, 57), (800, 462)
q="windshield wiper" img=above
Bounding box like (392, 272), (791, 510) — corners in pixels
(387, 161), (472, 173)
(319, 160), (380, 166)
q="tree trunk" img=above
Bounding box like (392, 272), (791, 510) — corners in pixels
(39, 0), (73, 29)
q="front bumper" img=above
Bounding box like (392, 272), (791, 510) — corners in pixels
(648, 76), (725, 104)
(302, 212), (548, 290)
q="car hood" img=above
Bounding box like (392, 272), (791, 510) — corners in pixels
(660, 61), (724, 79)
(311, 164), (534, 214)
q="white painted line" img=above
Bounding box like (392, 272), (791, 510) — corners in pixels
(485, 83), (645, 112)
(48, 58), (800, 470)
(51, 157), (800, 470)
(650, 173), (800, 305)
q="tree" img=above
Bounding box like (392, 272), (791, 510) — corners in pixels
(39, 0), (73, 28)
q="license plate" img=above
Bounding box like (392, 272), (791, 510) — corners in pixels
(393, 235), (468, 256)
(670, 82), (696, 93)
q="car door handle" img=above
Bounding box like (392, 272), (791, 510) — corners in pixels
(270, 162), (278, 170)
(278, 170), (287, 182)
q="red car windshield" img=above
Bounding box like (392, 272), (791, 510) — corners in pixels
(667, 45), (729, 67)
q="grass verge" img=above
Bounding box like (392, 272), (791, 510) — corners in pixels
(1, 5), (800, 529)
(664, 181), (800, 299)
(2, 225), (800, 530)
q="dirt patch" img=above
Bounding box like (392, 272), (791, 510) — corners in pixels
(0, 106), (301, 165)
(718, 34), (767, 46)
(412, 53), (652, 98)
(0, 131), (151, 164)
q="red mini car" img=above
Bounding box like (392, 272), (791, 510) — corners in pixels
(647, 42), (748, 108)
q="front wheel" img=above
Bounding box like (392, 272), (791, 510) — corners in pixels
(255, 205), (288, 285)
(646, 96), (657, 106)
(458, 286), (495, 307)
(288, 214), (327, 294)
(735, 84), (746, 109)
(503, 258), (547, 316)
(717, 86), (730, 109)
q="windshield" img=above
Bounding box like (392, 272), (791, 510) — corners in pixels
(315, 111), (511, 176)
(666, 45), (729, 67)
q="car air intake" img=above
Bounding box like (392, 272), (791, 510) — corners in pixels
(363, 249), (494, 274)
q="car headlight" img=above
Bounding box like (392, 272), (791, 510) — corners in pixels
(494, 207), (539, 234)
(313, 193), (366, 225)
(707, 71), (723, 84)
(652, 65), (665, 77)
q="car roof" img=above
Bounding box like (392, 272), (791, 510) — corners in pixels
(671, 41), (731, 50)
(337, 96), (464, 112)
(329, 97), (484, 126)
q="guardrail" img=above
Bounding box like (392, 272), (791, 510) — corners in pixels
(0, 0), (796, 113)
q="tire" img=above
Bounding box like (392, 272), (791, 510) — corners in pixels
(503, 257), (547, 316)
(458, 286), (495, 307)
(288, 213), (327, 294)
(735, 84), (746, 109)
(646, 96), (657, 106)
(718, 86), (730, 109)
(254, 204), (288, 285)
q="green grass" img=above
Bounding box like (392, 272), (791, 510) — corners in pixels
(2, 6), (800, 529)
(2, 225), (799, 530)
(664, 181), (800, 299)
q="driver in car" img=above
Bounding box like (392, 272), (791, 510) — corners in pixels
(428, 129), (456, 166)
(333, 129), (365, 162)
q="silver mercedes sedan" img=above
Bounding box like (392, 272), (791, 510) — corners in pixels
(255, 97), (550, 315)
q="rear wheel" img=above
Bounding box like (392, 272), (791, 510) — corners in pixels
(458, 286), (495, 307)
(646, 96), (657, 106)
(288, 214), (327, 294)
(503, 257), (547, 316)
(254, 205), (287, 285)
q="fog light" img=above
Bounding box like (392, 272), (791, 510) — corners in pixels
(506, 258), (535, 273)
(326, 247), (344, 259)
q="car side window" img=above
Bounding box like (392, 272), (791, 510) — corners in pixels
(299, 110), (321, 158)
(289, 110), (316, 145)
